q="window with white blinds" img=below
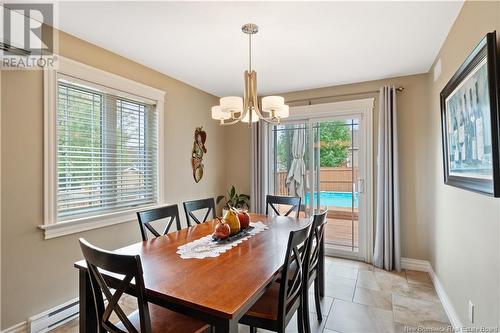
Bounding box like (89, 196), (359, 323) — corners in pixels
(56, 79), (158, 221)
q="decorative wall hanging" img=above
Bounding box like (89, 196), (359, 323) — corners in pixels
(440, 31), (500, 196)
(191, 127), (207, 183)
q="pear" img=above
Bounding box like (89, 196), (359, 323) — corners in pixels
(223, 209), (241, 235)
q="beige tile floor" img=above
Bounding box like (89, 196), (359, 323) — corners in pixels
(52, 257), (451, 333)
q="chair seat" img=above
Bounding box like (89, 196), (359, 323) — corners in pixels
(116, 303), (209, 333)
(244, 282), (300, 320)
(241, 281), (302, 332)
(245, 282), (281, 321)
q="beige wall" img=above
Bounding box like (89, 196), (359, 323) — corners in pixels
(426, 0), (500, 327)
(1, 30), (225, 328)
(224, 123), (252, 196)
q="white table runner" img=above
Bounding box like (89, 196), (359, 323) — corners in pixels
(176, 221), (268, 259)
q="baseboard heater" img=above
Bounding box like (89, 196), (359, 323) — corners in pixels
(28, 298), (79, 333)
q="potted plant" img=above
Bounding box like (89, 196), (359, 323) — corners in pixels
(217, 186), (250, 215)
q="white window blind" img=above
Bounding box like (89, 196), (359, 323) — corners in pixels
(56, 79), (158, 221)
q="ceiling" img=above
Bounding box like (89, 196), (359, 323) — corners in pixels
(56, 1), (463, 97)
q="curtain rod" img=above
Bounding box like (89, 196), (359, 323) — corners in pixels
(285, 86), (404, 105)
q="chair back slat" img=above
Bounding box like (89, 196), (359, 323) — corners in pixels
(137, 205), (181, 241)
(305, 211), (328, 277)
(277, 223), (311, 322)
(79, 238), (152, 333)
(183, 198), (216, 226)
(285, 246), (305, 304)
(266, 195), (301, 218)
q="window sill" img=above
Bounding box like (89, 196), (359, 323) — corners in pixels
(38, 208), (153, 239)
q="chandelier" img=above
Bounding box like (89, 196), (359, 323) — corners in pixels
(211, 23), (289, 126)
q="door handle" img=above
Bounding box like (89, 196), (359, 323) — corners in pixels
(357, 179), (365, 193)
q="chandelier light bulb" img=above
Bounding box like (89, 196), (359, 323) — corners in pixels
(276, 105), (289, 118)
(211, 106), (230, 120)
(220, 96), (243, 113)
(262, 96), (285, 113)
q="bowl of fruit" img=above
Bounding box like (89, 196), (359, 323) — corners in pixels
(212, 208), (253, 243)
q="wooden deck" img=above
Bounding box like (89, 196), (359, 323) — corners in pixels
(324, 217), (359, 252)
(281, 205), (359, 253)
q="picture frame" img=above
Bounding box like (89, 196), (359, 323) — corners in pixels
(440, 31), (500, 196)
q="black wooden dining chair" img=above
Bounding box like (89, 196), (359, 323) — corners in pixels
(266, 195), (302, 218)
(136, 205), (181, 241)
(78, 238), (209, 333)
(302, 211), (328, 333)
(239, 222), (312, 333)
(183, 198), (216, 227)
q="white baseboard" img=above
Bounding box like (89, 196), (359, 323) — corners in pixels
(401, 257), (464, 331)
(429, 268), (464, 331)
(400, 257), (432, 272)
(1, 322), (28, 333)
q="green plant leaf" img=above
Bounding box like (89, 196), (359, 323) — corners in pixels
(230, 186), (236, 198)
(216, 195), (225, 204)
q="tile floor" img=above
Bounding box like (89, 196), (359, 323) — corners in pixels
(52, 257), (451, 333)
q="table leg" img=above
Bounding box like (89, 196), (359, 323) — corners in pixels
(79, 269), (97, 333)
(213, 318), (238, 333)
(319, 233), (325, 297)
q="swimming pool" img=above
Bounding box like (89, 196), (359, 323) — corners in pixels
(304, 191), (359, 208)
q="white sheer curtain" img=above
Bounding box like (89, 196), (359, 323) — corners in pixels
(286, 125), (308, 197)
(250, 121), (269, 214)
(373, 86), (401, 271)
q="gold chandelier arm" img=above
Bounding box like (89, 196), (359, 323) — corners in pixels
(216, 108), (248, 125)
(218, 110), (280, 126)
(253, 107), (281, 124)
(258, 117), (281, 125)
(250, 70), (258, 124)
(218, 118), (244, 126)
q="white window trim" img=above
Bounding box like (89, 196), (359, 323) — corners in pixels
(40, 56), (166, 239)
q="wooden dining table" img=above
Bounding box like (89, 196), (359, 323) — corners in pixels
(74, 213), (324, 333)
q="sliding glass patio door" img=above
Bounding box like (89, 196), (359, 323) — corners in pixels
(270, 114), (369, 261)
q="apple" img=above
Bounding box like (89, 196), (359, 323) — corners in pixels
(214, 218), (231, 240)
(237, 210), (250, 229)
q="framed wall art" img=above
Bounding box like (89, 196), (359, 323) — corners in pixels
(440, 31), (500, 196)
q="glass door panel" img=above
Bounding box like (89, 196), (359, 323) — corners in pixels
(271, 116), (365, 259)
(313, 119), (360, 255)
(272, 123), (312, 216)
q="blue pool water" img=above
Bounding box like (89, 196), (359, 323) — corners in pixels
(304, 191), (359, 208)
